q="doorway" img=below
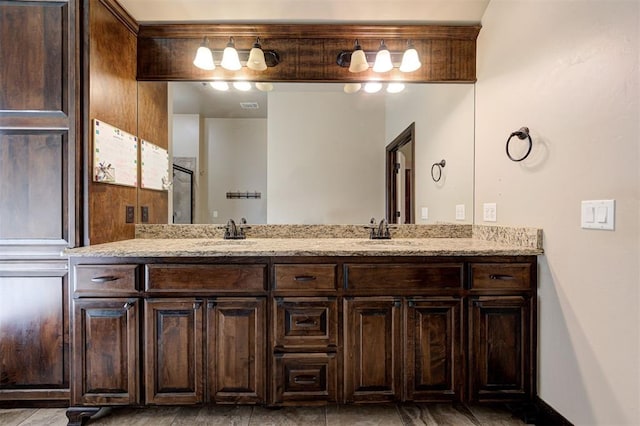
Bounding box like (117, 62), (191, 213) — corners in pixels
(386, 123), (415, 224)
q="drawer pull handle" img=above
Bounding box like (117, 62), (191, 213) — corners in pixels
(294, 275), (317, 282)
(91, 275), (118, 283)
(123, 301), (134, 310)
(489, 274), (515, 280)
(293, 375), (317, 384)
(295, 318), (317, 327)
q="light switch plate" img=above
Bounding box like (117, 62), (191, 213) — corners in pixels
(455, 204), (465, 220)
(581, 200), (615, 230)
(483, 203), (497, 222)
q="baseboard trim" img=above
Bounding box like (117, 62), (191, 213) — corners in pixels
(535, 396), (573, 426)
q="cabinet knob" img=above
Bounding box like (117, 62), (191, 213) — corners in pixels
(123, 301), (135, 310)
(408, 300), (415, 308)
(193, 301), (203, 310)
(393, 300), (401, 308)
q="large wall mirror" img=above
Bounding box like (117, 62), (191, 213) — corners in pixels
(169, 82), (474, 225)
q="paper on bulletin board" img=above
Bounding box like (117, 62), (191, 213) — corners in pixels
(92, 119), (138, 186)
(140, 140), (169, 191)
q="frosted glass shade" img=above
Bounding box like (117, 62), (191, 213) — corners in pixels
(193, 46), (215, 70)
(364, 82), (382, 93)
(255, 82), (274, 91)
(221, 38), (242, 71)
(349, 49), (368, 73)
(343, 83), (362, 94)
(400, 47), (421, 72)
(210, 81), (229, 91)
(373, 46), (393, 73)
(247, 47), (267, 71)
(233, 81), (252, 91)
(386, 83), (405, 93)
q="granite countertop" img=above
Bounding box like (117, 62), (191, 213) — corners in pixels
(66, 237), (543, 257)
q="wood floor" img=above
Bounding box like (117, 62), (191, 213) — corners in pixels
(0, 404), (525, 426)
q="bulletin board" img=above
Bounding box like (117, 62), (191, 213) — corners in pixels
(92, 119), (138, 187)
(140, 140), (169, 191)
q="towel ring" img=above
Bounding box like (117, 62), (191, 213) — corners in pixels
(506, 127), (532, 162)
(431, 159), (446, 182)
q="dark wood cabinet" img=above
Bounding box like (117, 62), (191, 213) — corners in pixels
(405, 298), (463, 402)
(71, 298), (139, 405)
(144, 298), (204, 405)
(469, 296), (533, 402)
(67, 255), (536, 419)
(207, 298), (265, 404)
(343, 297), (402, 403)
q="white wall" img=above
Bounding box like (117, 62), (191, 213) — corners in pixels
(267, 91), (386, 224)
(476, 1), (639, 424)
(205, 118), (267, 223)
(386, 85), (475, 224)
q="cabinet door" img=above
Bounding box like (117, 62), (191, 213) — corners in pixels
(145, 299), (203, 404)
(207, 298), (265, 404)
(406, 298), (462, 402)
(469, 296), (532, 402)
(344, 298), (402, 403)
(71, 298), (138, 405)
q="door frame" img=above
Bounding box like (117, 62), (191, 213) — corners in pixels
(386, 122), (415, 223)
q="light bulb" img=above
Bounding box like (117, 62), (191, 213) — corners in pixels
(255, 82), (274, 92)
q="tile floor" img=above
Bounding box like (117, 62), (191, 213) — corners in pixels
(0, 403), (526, 426)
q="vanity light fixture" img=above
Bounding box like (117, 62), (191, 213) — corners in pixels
(372, 40), (393, 73)
(193, 37), (215, 70)
(193, 36), (281, 72)
(221, 37), (242, 71)
(399, 40), (421, 72)
(247, 37), (268, 71)
(348, 40), (369, 73)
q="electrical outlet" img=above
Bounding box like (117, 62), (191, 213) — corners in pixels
(141, 206), (149, 223)
(483, 203), (497, 222)
(421, 207), (428, 220)
(125, 205), (135, 223)
(455, 204), (465, 220)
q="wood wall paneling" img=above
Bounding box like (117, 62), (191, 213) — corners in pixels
(136, 24), (480, 83)
(88, 0), (138, 244)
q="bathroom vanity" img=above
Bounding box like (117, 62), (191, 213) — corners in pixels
(65, 227), (542, 425)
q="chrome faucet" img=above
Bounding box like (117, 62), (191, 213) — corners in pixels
(365, 217), (392, 239)
(221, 217), (250, 239)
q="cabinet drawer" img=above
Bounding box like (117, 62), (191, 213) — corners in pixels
(273, 353), (337, 404)
(345, 264), (463, 290)
(470, 263), (533, 290)
(274, 265), (336, 291)
(74, 264), (138, 295)
(145, 264), (266, 293)
(273, 298), (338, 350)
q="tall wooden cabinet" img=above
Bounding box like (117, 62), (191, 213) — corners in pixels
(0, 0), (79, 405)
